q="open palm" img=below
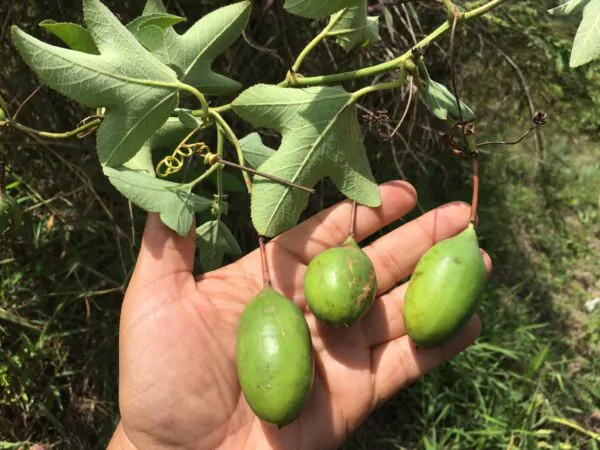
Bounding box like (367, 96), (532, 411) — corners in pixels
(108, 180), (490, 450)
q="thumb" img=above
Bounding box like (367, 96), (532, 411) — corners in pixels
(129, 213), (197, 289)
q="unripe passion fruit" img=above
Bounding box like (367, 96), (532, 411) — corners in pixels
(403, 224), (486, 348)
(304, 236), (377, 327)
(236, 286), (314, 427)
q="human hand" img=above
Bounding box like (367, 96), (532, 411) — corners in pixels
(108, 180), (491, 450)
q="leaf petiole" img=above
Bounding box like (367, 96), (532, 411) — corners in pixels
(289, 8), (346, 75)
(210, 110), (252, 192)
(7, 117), (102, 140)
(177, 83), (210, 121)
(351, 71), (408, 102)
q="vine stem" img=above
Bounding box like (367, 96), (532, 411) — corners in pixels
(290, 9), (345, 75)
(210, 110), (253, 193)
(186, 163), (221, 190)
(178, 83), (210, 121)
(470, 155), (479, 226)
(215, 125), (225, 222)
(259, 236), (271, 287)
(351, 72), (408, 102)
(8, 118), (102, 139)
(277, 0), (510, 88)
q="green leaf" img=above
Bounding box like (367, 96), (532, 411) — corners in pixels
(142, 117), (195, 155)
(284, 0), (355, 19)
(328, 1), (380, 51)
(39, 20), (99, 54)
(103, 165), (211, 236)
(177, 109), (202, 129)
(418, 65), (476, 122)
(570, 0), (600, 67)
(135, 0), (251, 95)
(123, 145), (155, 176)
(548, 0), (590, 15)
(126, 12), (186, 35)
(232, 84), (381, 237)
(12, 0), (182, 167)
(196, 220), (242, 271)
(239, 132), (276, 169)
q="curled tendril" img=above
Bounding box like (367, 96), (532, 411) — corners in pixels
(203, 152), (220, 166)
(156, 142), (210, 178)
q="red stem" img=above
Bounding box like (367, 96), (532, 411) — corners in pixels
(259, 236), (271, 287)
(349, 201), (357, 238)
(470, 155), (479, 226)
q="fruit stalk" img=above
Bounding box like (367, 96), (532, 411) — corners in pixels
(470, 154), (479, 226)
(259, 236), (271, 287)
(348, 201), (357, 238)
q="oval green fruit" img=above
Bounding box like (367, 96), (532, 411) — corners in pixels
(0, 108), (6, 121)
(304, 236), (377, 327)
(236, 286), (314, 427)
(403, 223), (486, 348)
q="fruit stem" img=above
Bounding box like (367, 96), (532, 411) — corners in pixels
(470, 154), (479, 227)
(349, 201), (357, 238)
(259, 236), (271, 287)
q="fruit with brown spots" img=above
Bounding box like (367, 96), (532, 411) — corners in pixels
(403, 223), (486, 348)
(236, 286), (314, 427)
(304, 236), (377, 327)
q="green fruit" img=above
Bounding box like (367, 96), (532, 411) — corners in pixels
(0, 108), (6, 121)
(403, 223), (486, 348)
(236, 286), (314, 427)
(304, 236), (377, 327)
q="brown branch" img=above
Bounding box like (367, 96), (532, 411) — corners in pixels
(214, 157), (316, 194)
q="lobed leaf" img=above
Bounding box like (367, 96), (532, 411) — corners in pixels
(570, 0), (600, 67)
(125, 12), (186, 35)
(239, 132), (276, 169)
(103, 165), (211, 236)
(196, 220), (242, 271)
(328, 1), (380, 51)
(39, 20), (99, 54)
(12, 0), (181, 167)
(232, 84), (380, 237)
(134, 0), (251, 95)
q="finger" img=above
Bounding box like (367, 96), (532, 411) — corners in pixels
(371, 314), (481, 406)
(272, 180), (417, 264)
(128, 213), (196, 290)
(363, 201), (472, 295)
(363, 250), (492, 348)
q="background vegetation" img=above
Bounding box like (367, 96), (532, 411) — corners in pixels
(0, 0), (598, 448)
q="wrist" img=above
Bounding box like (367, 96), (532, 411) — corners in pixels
(107, 422), (138, 450)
